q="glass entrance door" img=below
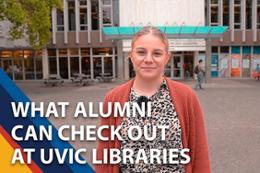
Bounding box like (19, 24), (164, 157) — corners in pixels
(165, 59), (172, 78)
(13, 59), (23, 80)
(2, 59), (13, 79)
(104, 56), (113, 77)
(173, 55), (183, 79)
(59, 57), (68, 79)
(93, 57), (102, 78)
(2, 59), (24, 80)
(93, 56), (114, 79)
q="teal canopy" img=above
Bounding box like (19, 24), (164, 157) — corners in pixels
(102, 26), (228, 40)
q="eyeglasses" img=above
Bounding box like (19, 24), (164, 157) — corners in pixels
(132, 49), (167, 60)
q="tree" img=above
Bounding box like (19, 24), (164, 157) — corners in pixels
(0, 0), (62, 49)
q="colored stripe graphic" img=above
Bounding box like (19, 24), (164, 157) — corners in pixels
(0, 125), (42, 173)
(0, 68), (95, 173)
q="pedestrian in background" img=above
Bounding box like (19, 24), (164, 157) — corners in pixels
(194, 59), (205, 90)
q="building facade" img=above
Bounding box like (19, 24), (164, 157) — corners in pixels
(0, 0), (260, 81)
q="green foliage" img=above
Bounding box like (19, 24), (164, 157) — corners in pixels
(0, 0), (62, 49)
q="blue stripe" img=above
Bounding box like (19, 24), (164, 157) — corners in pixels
(0, 68), (94, 173)
(0, 87), (73, 172)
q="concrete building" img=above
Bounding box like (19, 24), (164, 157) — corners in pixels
(0, 0), (260, 81)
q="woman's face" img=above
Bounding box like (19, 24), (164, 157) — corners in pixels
(130, 34), (170, 80)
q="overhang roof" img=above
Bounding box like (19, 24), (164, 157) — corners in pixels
(102, 26), (228, 40)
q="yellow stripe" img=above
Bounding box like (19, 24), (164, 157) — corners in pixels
(0, 134), (32, 173)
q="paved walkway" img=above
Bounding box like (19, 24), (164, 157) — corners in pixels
(17, 79), (260, 173)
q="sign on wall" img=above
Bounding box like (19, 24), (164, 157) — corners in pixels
(231, 54), (241, 77)
(219, 54), (230, 78)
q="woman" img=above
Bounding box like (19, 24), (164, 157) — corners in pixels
(95, 26), (211, 173)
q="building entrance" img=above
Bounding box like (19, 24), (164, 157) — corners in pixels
(165, 52), (194, 80)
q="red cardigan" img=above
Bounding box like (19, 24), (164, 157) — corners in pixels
(95, 77), (211, 173)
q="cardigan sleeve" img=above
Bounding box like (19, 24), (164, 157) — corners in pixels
(94, 94), (112, 173)
(189, 91), (211, 173)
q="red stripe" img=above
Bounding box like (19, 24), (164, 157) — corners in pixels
(0, 125), (43, 173)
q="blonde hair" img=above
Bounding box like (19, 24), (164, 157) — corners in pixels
(131, 26), (169, 52)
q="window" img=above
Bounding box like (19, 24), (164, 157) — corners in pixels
(257, 0), (260, 29)
(70, 57), (79, 76)
(48, 49), (56, 57)
(220, 46), (229, 53)
(82, 56), (90, 75)
(234, 0), (241, 4)
(205, 0), (208, 25)
(69, 48), (79, 56)
(58, 49), (68, 79)
(79, 0), (87, 6)
(81, 48), (90, 56)
(68, 0), (76, 31)
(35, 57), (43, 79)
(210, 0), (218, 26)
(57, 10), (64, 31)
(59, 57), (68, 79)
(48, 49), (57, 75)
(93, 48), (112, 55)
(234, 0), (241, 29)
(211, 46), (218, 53)
(103, 7), (112, 26)
(80, 48), (90, 75)
(1, 51), (12, 58)
(13, 50), (23, 58)
(246, 0), (252, 29)
(102, 0), (113, 27)
(91, 1), (99, 30)
(102, 0), (111, 5)
(24, 50), (34, 58)
(79, 0), (88, 30)
(59, 49), (67, 57)
(223, 0), (229, 26)
(211, 0), (218, 4)
(104, 56), (113, 76)
(113, 0), (119, 26)
(24, 52), (34, 79)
